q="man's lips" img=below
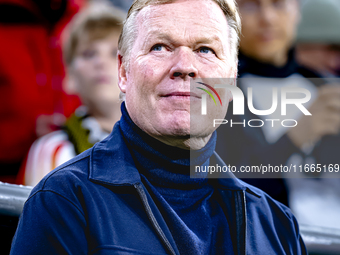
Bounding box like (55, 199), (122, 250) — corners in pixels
(162, 92), (201, 99)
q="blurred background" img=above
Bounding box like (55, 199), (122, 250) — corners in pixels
(0, 0), (339, 254)
(215, 0), (340, 254)
(0, 0), (133, 183)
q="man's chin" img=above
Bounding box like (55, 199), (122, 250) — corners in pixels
(150, 121), (214, 150)
(165, 126), (191, 138)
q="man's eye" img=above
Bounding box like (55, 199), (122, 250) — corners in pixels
(151, 44), (165, 51)
(198, 47), (215, 54)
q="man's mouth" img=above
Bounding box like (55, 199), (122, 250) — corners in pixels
(163, 92), (201, 99)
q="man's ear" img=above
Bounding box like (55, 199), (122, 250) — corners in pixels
(228, 66), (238, 102)
(118, 52), (128, 93)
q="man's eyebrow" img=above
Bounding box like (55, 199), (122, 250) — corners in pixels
(147, 32), (177, 44)
(194, 37), (222, 45)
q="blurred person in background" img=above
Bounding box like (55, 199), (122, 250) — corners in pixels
(216, 0), (340, 208)
(0, 0), (83, 183)
(295, 0), (340, 78)
(17, 1), (125, 187)
(287, 0), (340, 230)
(0, 1), (83, 254)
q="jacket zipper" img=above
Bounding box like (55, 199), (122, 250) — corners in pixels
(232, 190), (247, 255)
(243, 190), (247, 255)
(134, 183), (177, 255)
(237, 190), (247, 255)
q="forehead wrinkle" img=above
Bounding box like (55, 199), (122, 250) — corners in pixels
(138, 1), (228, 32)
(143, 20), (227, 49)
(136, 1), (230, 56)
(143, 27), (224, 47)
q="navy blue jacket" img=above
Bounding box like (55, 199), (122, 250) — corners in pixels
(11, 121), (307, 255)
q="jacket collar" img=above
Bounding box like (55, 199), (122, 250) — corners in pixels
(89, 121), (261, 197)
(89, 122), (141, 186)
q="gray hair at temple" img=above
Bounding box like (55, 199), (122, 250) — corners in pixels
(118, 0), (242, 100)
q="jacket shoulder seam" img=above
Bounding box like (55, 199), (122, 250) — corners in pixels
(26, 189), (86, 218)
(40, 152), (91, 190)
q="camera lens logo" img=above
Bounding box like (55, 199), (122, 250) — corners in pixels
(197, 82), (222, 115)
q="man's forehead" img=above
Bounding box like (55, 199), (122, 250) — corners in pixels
(137, 0), (227, 25)
(135, 0), (229, 42)
(148, 31), (221, 43)
(140, 29), (225, 50)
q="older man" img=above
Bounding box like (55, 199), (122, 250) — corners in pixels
(10, 0), (306, 254)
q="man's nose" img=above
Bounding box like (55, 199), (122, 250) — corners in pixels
(170, 47), (198, 79)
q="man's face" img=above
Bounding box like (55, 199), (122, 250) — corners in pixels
(119, 0), (236, 148)
(238, 0), (299, 65)
(70, 31), (121, 109)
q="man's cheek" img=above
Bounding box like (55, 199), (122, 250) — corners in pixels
(144, 65), (156, 78)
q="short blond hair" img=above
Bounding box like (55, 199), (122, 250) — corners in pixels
(118, 0), (241, 68)
(63, 1), (126, 67)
